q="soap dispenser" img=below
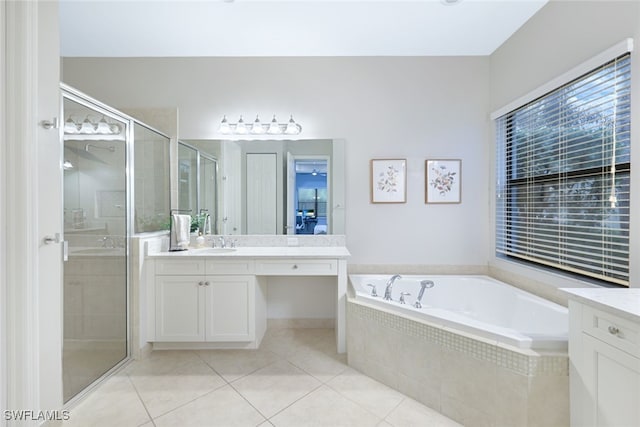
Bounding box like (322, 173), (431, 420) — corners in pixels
(196, 232), (205, 248)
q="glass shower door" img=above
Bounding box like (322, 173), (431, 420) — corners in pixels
(62, 94), (129, 402)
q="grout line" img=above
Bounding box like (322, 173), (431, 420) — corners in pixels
(323, 369), (402, 423)
(192, 349), (233, 386)
(381, 396), (405, 425)
(226, 379), (271, 423)
(128, 350), (231, 422)
(125, 373), (156, 427)
(264, 382), (324, 422)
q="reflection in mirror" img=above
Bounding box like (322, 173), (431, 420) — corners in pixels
(182, 139), (345, 235)
(178, 141), (220, 234)
(133, 123), (170, 233)
(293, 159), (328, 235)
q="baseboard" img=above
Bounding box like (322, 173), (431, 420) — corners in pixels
(267, 318), (335, 329)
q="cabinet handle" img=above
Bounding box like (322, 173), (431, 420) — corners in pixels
(608, 325), (620, 335)
(205, 281), (210, 286)
(292, 264), (298, 269)
(198, 281), (205, 287)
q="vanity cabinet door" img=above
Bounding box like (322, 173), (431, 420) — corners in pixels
(155, 275), (205, 342)
(582, 333), (640, 427)
(204, 275), (255, 342)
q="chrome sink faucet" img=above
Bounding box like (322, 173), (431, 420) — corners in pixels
(383, 274), (402, 301)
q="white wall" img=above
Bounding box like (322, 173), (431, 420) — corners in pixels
(61, 56), (491, 268)
(489, 0), (640, 290)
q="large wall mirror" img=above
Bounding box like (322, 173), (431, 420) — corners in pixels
(179, 139), (345, 235)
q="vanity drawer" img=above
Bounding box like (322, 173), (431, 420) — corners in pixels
(582, 305), (639, 356)
(155, 259), (205, 275)
(255, 259), (337, 276)
(206, 259), (255, 275)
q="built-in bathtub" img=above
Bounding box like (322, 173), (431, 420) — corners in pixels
(347, 274), (569, 427)
(349, 274), (568, 351)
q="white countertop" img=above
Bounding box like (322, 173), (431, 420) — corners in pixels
(561, 288), (640, 323)
(147, 246), (351, 259)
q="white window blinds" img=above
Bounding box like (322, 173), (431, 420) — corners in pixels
(495, 53), (631, 286)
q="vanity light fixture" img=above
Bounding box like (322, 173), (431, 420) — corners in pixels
(219, 114), (302, 135)
(64, 115), (122, 136)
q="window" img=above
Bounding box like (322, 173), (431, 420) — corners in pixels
(495, 53), (631, 286)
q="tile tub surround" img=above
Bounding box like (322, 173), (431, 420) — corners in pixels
(347, 300), (569, 427)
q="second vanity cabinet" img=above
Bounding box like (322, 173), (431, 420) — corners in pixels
(154, 259), (265, 344)
(564, 290), (640, 427)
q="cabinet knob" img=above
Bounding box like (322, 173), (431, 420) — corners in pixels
(608, 325), (620, 336)
(205, 281), (210, 286)
(292, 264), (298, 269)
(198, 281), (205, 287)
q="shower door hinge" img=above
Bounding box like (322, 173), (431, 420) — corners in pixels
(40, 117), (59, 130)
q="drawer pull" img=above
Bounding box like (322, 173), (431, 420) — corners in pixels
(608, 325), (620, 336)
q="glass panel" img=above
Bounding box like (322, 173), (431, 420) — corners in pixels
(62, 95), (128, 402)
(199, 155), (218, 234)
(134, 123), (170, 233)
(178, 143), (198, 215)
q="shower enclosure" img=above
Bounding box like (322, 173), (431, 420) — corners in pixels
(61, 85), (170, 402)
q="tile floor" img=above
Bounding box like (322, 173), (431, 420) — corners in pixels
(51, 328), (461, 427)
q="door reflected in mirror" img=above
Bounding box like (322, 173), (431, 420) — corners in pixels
(180, 139), (345, 235)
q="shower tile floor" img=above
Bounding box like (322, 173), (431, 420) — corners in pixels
(51, 328), (461, 427)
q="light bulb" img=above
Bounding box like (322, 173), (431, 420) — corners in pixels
(219, 115), (231, 134)
(80, 116), (96, 134)
(96, 116), (111, 134)
(251, 115), (264, 134)
(285, 115), (300, 135)
(268, 115), (281, 134)
(235, 115), (247, 134)
(64, 117), (78, 134)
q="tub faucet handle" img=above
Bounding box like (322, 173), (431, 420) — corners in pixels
(366, 283), (378, 297)
(399, 292), (411, 304)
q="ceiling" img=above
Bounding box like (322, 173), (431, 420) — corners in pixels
(59, 0), (548, 57)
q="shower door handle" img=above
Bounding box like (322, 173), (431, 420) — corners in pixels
(63, 240), (69, 262)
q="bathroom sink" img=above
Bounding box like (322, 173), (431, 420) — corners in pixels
(191, 247), (237, 254)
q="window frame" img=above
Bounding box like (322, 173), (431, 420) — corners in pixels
(494, 51), (631, 287)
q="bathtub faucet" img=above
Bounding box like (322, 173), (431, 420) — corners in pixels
(383, 274), (402, 301)
(414, 280), (435, 308)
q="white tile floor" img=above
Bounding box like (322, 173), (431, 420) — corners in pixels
(51, 328), (462, 427)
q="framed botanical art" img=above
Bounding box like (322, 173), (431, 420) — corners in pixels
(425, 159), (461, 204)
(370, 158), (407, 203)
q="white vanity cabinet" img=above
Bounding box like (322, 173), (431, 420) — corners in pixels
(153, 259), (263, 344)
(145, 246), (350, 352)
(564, 290), (640, 427)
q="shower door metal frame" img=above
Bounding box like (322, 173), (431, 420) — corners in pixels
(60, 84), (134, 405)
